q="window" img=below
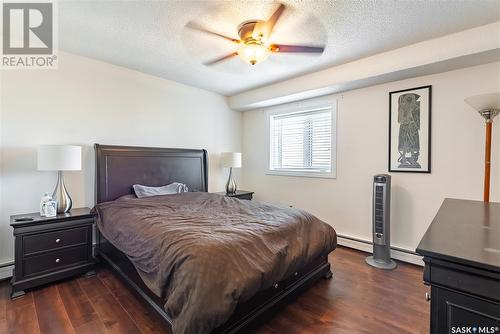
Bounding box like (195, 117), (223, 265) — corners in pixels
(268, 105), (336, 178)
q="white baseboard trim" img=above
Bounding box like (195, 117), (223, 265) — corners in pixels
(337, 235), (424, 266)
(0, 264), (13, 280)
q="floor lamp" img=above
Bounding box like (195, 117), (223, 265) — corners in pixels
(465, 93), (500, 202)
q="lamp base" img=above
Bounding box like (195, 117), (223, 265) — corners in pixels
(52, 171), (72, 213)
(225, 167), (237, 194)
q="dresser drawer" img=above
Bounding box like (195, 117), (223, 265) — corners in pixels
(431, 286), (500, 334)
(23, 226), (89, 255)
(23, 245), (90, 276)
(429, 262), (500, 301)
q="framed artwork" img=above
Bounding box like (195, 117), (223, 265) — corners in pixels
(389, 85), (431, 173)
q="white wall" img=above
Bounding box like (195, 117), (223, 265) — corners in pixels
(241, 61), (500, 252)
(0, 52), (242, 264)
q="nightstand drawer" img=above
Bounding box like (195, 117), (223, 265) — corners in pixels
(23, 226), (89, 255)
(23, 245), (89, 276)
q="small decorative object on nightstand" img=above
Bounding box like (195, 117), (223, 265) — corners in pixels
(10, 208), (95, 299)
(215, 190), (254, 200)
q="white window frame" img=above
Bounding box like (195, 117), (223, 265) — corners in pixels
(266, 99), (337, 179)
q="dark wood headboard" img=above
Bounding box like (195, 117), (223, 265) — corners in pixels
(95, 144), (208, 203)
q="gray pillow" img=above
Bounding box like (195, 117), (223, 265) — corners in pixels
(133, 182), (188, 198)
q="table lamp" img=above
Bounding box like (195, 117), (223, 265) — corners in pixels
(37, 145), (82, 213)
(220, 152), (242, 194)
(465, 93), (500, 202)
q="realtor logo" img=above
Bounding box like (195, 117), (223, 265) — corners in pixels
(2, 1), (57, 68)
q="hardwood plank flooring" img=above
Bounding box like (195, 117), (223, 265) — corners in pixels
(5, 291), (41, 334)
(77, 276), (142, 334)
(33, 285), (75, 334)
(0, 282), (7, 334)
(57, 279), (99, 329)
(0, 247), (429, 333)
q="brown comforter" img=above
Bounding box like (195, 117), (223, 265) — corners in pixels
(93, 192), (337, 334)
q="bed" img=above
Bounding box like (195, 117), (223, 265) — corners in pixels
(93, 144), (336, 334)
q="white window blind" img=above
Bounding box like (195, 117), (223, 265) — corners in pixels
(269, 107), (334, 176)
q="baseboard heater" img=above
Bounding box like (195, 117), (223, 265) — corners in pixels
(0, 261), (14, 281)
(337, 234), (423, 266)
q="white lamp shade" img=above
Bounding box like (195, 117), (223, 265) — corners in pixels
(465, 93), (500, 111)
(220, 152), (242, 168)
(37, 145), (82, 171)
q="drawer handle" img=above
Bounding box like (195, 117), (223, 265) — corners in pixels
(425, 292), (431, 302)
(55, 258), (61, 263)
(55, 239), (61, 244)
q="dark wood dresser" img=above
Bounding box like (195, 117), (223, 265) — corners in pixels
(416, 199), (500, 334)
(10, 208), (95, 299)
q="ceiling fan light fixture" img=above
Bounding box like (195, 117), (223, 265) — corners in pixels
(189, 3), (324, 67)
(238, 42), (269, 65)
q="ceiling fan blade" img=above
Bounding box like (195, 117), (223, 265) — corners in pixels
(204, 52), (238, 66)
(186, 22), (240, 43)
(269, 44), (325, 53)
(252, 4), (285, 39)
(266, 4), (286, 35)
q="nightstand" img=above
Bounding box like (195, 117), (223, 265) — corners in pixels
(216, 190), (254, 200)
(10, 208), (95, 299)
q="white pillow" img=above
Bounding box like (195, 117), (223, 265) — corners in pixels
(133, 182), (188, 198)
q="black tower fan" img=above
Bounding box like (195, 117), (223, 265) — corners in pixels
(366, 174), (397, 270)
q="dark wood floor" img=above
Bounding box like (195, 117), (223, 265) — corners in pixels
(0, 247), (429, 334)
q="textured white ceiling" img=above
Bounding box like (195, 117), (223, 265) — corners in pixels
(59, 0), (500, 96)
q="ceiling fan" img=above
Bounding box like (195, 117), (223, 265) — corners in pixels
(186, 3), (325, 66)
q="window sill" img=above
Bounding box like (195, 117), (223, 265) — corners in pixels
(265, 170), (336, 179)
